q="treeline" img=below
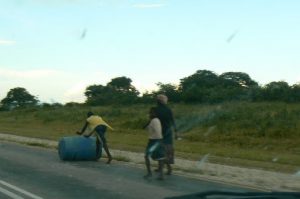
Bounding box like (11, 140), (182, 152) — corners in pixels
(84, 70), (300, 105)
(1, 69), (300, 110)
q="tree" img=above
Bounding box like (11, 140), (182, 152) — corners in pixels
(84, 76), (140, 105)
(85, 84), (106, 100)
(180, 70), (220, 91)
(219, 72), (258, 101)
(1, 87), (38, 110)
(289, 83), (300, 102)
(155, 83), (181, 102)
(139, 91), (155, 104)
(248, 85), (264, 102)
(262, 81), (291, 102)
(107, 76), (139, 104)
(179, 70), (261, 103)
(179, 70), (221, 103)
(107, 76), (138, 94)
(108, 76), (139, 94)
(85, 84), (113, 105)
(219, 72), (258, 88)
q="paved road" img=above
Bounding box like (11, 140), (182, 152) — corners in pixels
(0, 141), (251, 199)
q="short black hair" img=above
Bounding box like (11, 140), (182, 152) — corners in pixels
(87, 111), (94, 117)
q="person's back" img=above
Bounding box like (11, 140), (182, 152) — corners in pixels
(86, 115), (112, 131)
(145, 117), (163, 140)
(155, 94), (176, 175)
(155, 103), (176, 145)
(155, 104), (173, 133)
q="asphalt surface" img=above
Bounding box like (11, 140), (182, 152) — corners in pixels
(0, 141), (252, 199)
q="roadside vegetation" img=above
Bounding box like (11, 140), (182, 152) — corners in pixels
(1, 69), (300, 173)
(0, 102), (299, 173)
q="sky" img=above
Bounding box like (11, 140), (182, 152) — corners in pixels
(0, 0), (300, 103)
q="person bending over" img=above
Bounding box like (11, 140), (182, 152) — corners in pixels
(77, 111), (113, 164)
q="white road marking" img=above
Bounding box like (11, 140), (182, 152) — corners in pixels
(0, 180), (43, 199)
(0, 186), (24, 199)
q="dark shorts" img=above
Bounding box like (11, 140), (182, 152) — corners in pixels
(145, 139), (165, 161)
(95, 125), (107, 144)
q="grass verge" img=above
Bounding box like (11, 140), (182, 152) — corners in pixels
(0, 102), (299, 173)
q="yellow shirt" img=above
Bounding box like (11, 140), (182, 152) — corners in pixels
(86, 115), (113, 132)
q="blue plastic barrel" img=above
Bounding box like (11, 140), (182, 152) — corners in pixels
(58, 136), (102, 161)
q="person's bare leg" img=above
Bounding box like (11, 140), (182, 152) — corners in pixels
(96, 138), (101, 160)
(166, 163), (172, 175)
(144, 156), (152, 178)
(157, 160), (164, 180)
(102, 142), (112, 164)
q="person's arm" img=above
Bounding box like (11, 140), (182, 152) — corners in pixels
(143, 120), (151, 129)
(170, 110), (179, 139)
(77, 122), (88, 135)
(84, 131), (93, 138)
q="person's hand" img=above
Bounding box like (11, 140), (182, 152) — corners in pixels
(143, 121), (150, 129)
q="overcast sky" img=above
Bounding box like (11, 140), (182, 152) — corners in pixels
(1, 0), (300, 103)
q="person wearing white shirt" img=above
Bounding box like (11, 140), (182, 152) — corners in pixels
(143, 107), (165, 180)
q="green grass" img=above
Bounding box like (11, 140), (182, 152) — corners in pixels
(0, 102), (299, 173)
